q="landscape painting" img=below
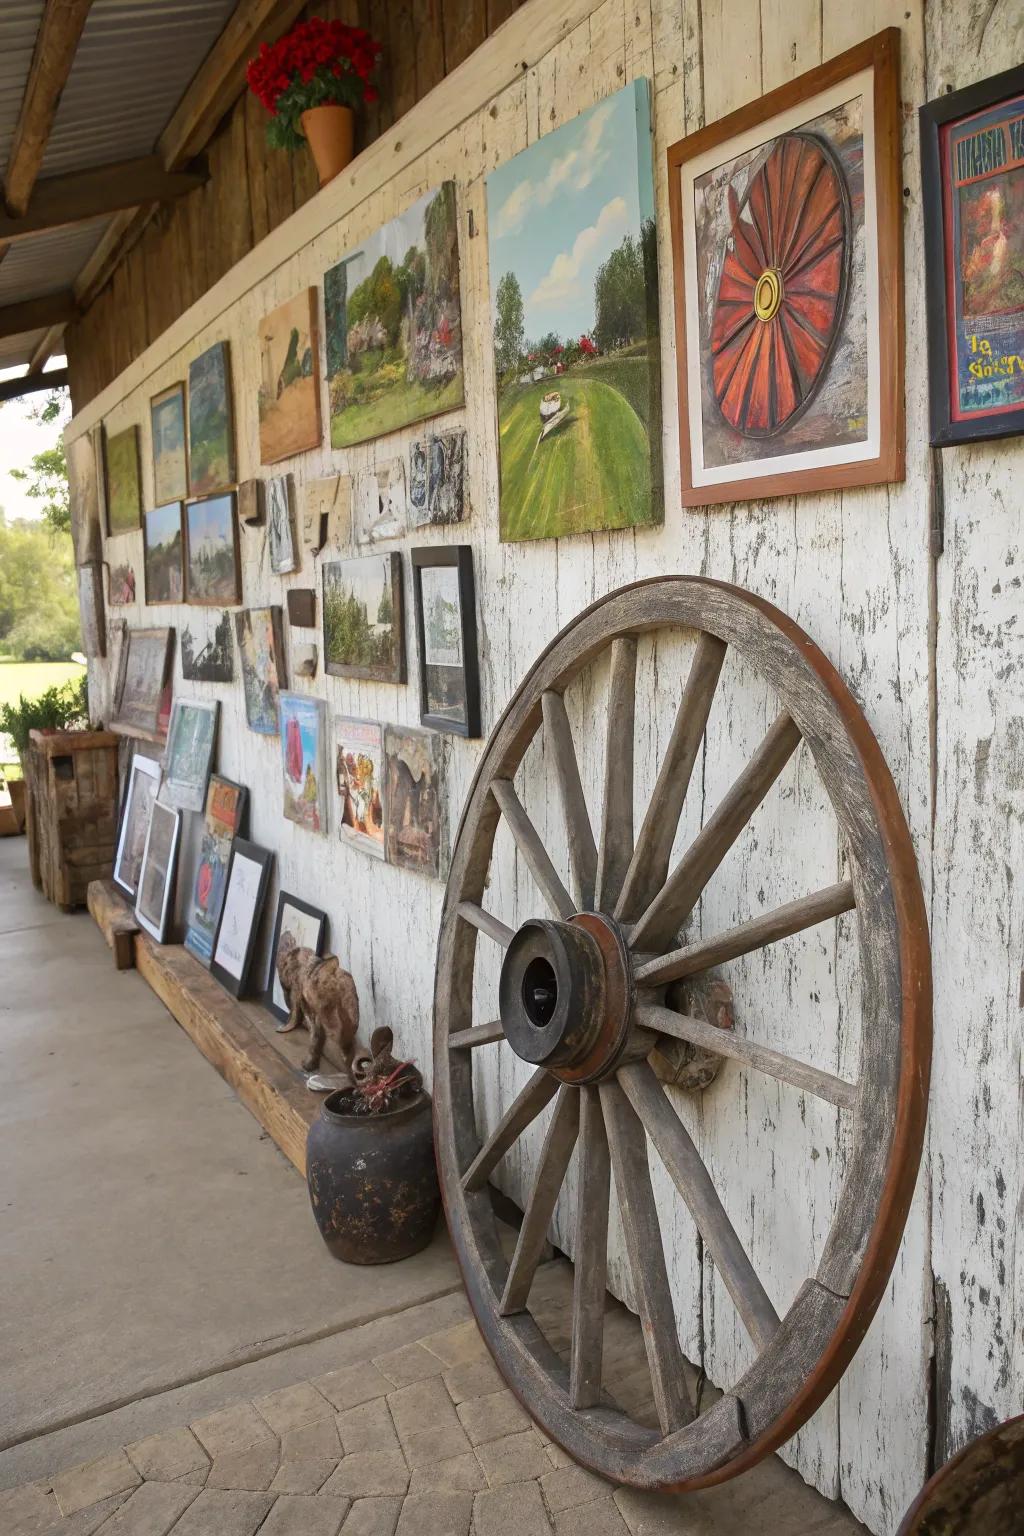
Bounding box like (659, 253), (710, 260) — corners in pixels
(181, 611), (233, 682)
(258, 289), (321, 464)
(279, 693), (327, 833)
(485, 81), (661, 541)
(111, 627), (174, 740)
(235, 607), (286, 735)
(105, 426), (143, 535)
(322, 553), (404, 683)
(384, 723), (444, 879)
(334, 716), (385, 859)
(143, 502), (184, 604)
(324, 181), (464, 449)
(184, 493), (241, 604)
(163, 699), (218, 812)
(188, 341), (235, 495)
(109, 562), (136, 605)
(150, 383), (188, 503)
(184, 775), (248, 965)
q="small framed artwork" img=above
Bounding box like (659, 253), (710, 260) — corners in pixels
(188, 340), (236, 496)
(104, 425), (143, 536)
(184, 492), (242, 605)
(110, 626), (175, 740)
(921, 64), (1024, 446)
(135, 799), (182, 943)
(143, 502), (184, 604)
(235, 606), (287, 735)
(279, 692), (328, 833)
(151, 382), (189, 503)
(77, 563), (106, 658)
(322, 553), (405, 683)
(384, 723), (446, 880)
(409, 431), (467, 527)
(410, 546), (480, 737)
(335, 716), (386, 859)
(258, 289), (322, 464)
(163, 698), (219, 812)
(266, 891), (327, 1024)
(181, 611), (233, 682)
(108, 562), (136, 606)
(113, 752), (161, 900)
(211, 837), (274, 998)
(68, 429), (102, 564)
(267, 474), (297, 574)
(667, 28), (904, 504)
(184, 775), (248, 966)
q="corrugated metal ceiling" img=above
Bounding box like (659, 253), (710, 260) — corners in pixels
(0, 3), (45, 170)
(0, 220), (110, 304)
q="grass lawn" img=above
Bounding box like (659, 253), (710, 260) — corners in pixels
(330, 373), (465, 448)
(0, 659), (85, 711)
(498, 375), (655, 541)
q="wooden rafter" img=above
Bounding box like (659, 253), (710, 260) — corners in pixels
(5, 0), (95, 217)
(0, 291), (76, 341)
(0, 156), (207, 243)
(27, 324), (66, 376)
(0, 367), (69, 403)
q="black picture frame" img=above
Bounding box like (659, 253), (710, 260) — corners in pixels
(210, 837), (274, 999)
(410, 545), (480, 738)
(921, 63), (1024, 447)
(265, 891), (328, 1024)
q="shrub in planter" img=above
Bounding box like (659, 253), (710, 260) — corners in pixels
(0, 673), (88, 763)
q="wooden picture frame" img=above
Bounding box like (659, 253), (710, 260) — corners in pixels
(410, 545), (480, 738)
(150, 381), (189, 503)
(77, 562), (106, 658)
(322, 552), (405, 684)
(163, 698), (219, 812)
(135, 799), (182, 943)
(143, 501), (185, 605)
(211, 837), (274, 999)
(265, 891), (327, 1024)
(110, 626), (175, 741)
(921, 63), (1024, 447)
(113, 751), (161, 900)
(667, 28), (904, 505)
(184, 492), (243, 606)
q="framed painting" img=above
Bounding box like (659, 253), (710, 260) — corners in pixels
(184, 775), (248, 966)
(188, 340), (236, 495)
(409, 430), (467, 527)
(279, 692), (328, 833)
(258, 288), (322, 464)
(234, 606), (287, 735)
(104, 425), (143, 535)
(184, 493), (242, 605)
(77, 563), (105, 658)
(150, 382), (188, 503)
(163, 698), (219, 812)
(110, 626), (175, 740)
(68, 428), (102, 564)
(334, 715), (386, 859)
(324, 182), (463, 449)
(108, 561), (136, 606)
(384, 724), (445, 879)
(921, 64), (1024, 446)
(143, 501), (184, 604)
(322, 553), (405, 683)
(181, 611), (233, 682)
(113, 752), (161, 900)
(135, 799), (182, 944)
(410, 546), (480, 737)
(668, 29), (904, 505)
(267, 474), (297, 574)
(266, 891), (327, 1024)
(211, 837), (274, 998)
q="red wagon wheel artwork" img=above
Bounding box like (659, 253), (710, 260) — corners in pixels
(710, 132), (852, 438)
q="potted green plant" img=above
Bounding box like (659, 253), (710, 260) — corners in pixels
(0, 674), (89, 766)
(247, 18), (383, 188)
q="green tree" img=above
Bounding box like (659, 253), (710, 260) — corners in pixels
(423, 183), (458, 300)
(0, 513), (80, 660)
(6, 388), (71, 536)
(593, 233), (648, 352)
(347, 255), (403, 348)
(494, 271), (525, 377)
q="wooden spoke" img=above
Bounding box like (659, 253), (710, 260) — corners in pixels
(636, 1001), (857, 1110)
(631, 713), (801, 953)
(599, 1080), (694, 1434)
(595, 637), (637, 912)
(462, 1069), (560, 1192)
(500, 1086), (580, 1314)
(448, 1019), (504, 1050)
(635, 879), (856, 987)
(492, 779), (575, 920)
(618, 1061), (780, 1352)
(616, 633), (727, 920)
(457, 900), (514, 948)
(542, 690), (598, 909)
(570, 1086), (611, 1409)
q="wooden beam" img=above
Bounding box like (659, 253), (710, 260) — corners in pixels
(27, 323), (66, 375)
(74, 206), (155, 309)
(0, 155), (207, 242)
(0, 368), (69, 403)
(5, 0), (95, 217)
(0, 291), (76, 340)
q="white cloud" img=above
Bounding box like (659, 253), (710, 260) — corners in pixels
(529, 196), (629, 308)
(493, 177), (533, 238)
(492, 99), (616, 237)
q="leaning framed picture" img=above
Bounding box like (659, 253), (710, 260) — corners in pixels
(667, 28), (904, 504)
(135, 799), (182, 943)
(921, 64), (1024, 446)
(211, 838), (274, 998)
(266, 891), (327, 1025)
(163, 698), (219, 812)
(110, 626), (175, 741)
(113, 752), (161, 900)
(410, 546), (480, 737)
(184, 775), (248, 966)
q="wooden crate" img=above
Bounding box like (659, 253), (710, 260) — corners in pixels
(26, 729), (120, 910)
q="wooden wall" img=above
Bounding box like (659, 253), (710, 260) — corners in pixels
(64, 0), (523, 409)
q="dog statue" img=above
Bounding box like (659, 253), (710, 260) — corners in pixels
(275, 931), (361, 1078)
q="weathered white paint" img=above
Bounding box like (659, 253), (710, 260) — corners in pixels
(69, 1), (1024, 1530)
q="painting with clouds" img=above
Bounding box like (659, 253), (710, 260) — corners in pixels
(485, 81), (662, 541)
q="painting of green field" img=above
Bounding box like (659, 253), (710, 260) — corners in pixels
(188, 341), (235, 496)
(104, 426), (142, 535)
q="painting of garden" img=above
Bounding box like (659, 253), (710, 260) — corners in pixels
(324, 182), (464, 449)
(485, 81), (662, 541)
(188, 341), (235, 495)
(322, 554), (404, 683)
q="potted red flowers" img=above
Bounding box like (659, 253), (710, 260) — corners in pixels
(247, 18), (383, 187)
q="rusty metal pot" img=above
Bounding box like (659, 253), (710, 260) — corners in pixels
(306, 1088), (441, 1264)
(898, 1414), (1024, 1534)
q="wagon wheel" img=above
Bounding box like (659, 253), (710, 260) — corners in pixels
(433, 577), (930, 1490)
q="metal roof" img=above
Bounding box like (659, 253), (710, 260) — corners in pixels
(0, 220), (110, 304)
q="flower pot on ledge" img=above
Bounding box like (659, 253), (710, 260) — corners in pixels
(301, 105), (355, 187)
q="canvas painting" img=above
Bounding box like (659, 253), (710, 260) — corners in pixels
(163, 699), (218, 812)
(211, 839), (273, 997)
(279, 693), (327, 833)
(322, 553), (404, 683)
(113, 753), (161, 898)
(235, 607), (286, 735)
(354, 460), (407, 544)
(334, 716), (385, 858)
(68, 429), (102, 563)
(188, 341), (235, 495)
(486, 83), (661, 541)
(184, 776), (248, 965)
(384, 724), (444, 878)
(409, 431), (466, 526)
(258, 288), (322, 464)
(111, 627), (173, 740)
(324, 182), (464, 448)
(181, 611), (233, 682)
(267, 475), (297, 574)
(77, 563), (105, 658)
(151, 383), (188, 503)
(269, 894), (326, 1019)
(303, 474), (351, 554)
(105, 426), (143, 536)
(143, 502), (184, 604)
(184, 493), (241, 604)
(109, 562), (136, 606)
(135, 800), (181, 943)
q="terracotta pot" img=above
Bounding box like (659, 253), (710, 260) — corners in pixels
(301, 105), (355, 188)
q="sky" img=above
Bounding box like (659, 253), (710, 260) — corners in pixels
(0, 360), (69, 522)
(485, 82), (654, 343)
